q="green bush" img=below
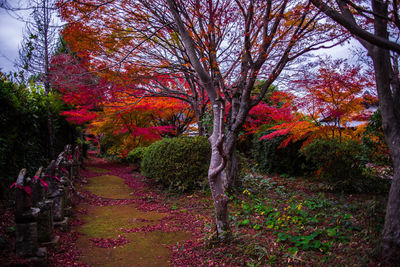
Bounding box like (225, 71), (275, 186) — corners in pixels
(251, 131), (312, 176)
(141, 136), (211, 192)
(361, 110), (391, 166)
(126, 146), (148, 166)
(0, 74), (77, 199)
(301, 138), (389, 193)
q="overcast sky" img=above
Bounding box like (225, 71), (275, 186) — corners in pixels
(0, 5), (361, 75)
(0, 7), (26, 73)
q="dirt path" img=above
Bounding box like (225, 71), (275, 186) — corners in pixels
(73, 156), (191, 266)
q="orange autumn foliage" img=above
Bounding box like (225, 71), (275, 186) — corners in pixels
(89, 96), (194, 157)
(262, 59), (375, 147)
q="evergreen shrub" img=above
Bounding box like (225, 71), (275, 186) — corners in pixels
(301, 138), (390, 193)
(252, 131), (311, 176)
(141, 136), (211, 192)
(126, 146), (148, 167)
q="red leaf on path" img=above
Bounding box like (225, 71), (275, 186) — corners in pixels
(89, 235), (130, 248)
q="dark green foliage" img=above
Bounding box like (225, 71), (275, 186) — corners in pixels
(237, 134), (253, 158)
(76, 136), (90, 158)
(251, 131), (312, 176)
(141, 136), (211, 192)
(361, 110), (391, 166)
(0, 75), (77, 198)
(126, 146), (148, 166)
(301, 138), (389, 193)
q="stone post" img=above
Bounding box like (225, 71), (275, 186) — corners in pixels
(32, 167), (60, 247)
(72, 145), (81, 180)
(13, 169), (47, 261)
(52, 152), (70, 231)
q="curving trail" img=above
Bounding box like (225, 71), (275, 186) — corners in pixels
(73, 156), (192, 266)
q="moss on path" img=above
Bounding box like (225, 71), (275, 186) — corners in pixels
(75, 161), (191, 266)
(86, 166), (109, 173)
(85, 175), (134, 199)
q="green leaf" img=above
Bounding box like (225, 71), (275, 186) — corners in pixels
(253, 224), (262, 230)
(240, 219), (250, 226)
(326, 228), (337, 237)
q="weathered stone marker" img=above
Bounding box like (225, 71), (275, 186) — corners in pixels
(53, 150), (71, 231)
(72, 145), (81, 179)
(13, 169), (47, 261)
(11, 143), (82, 263)
(31, 166), (60, 248)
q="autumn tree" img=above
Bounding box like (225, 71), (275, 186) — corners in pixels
(50, 53), (106, 124)
(164, 0), (346, 239)
(242, 90), (297, 135)
(57, 2), (209, 135)
(89, 96), (193, 157)
(50, 52), (194, 154)
(264, 58), (374, 146)
(297, 59), (371, 129)
(58, 0), (344, 239)
(310, 0), (400, 263)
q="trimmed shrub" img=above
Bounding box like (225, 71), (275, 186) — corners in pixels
(141, 136), (211, 192)
(251, 131), (312, 176)
(126, 146), (148, 167)
(301, 138), (390, 193)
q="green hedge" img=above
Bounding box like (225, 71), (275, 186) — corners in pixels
(126, 146), (148, 167)
(301, 138), (390, 193)
(141, 136), (211, 192)
(252, 131), (312, 176)
(0, 75), (77, 198)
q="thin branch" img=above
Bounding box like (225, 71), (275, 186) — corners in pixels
(310, 0), (400, 53)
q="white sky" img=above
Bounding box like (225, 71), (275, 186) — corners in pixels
(0, 8), (26, 73)
(0, 5), (363, 75)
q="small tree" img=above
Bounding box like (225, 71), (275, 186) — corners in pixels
(263, 58), (374, 145)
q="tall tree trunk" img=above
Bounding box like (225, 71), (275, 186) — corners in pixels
(193, 103), (205, 136)
(45, 95), (54, 159)
(224, 134), (239, 192)
(370, 4), (400, 264)
(207, 100), (241, 239)
(207, 100), (230, 239)
(43, 0), (54, 159)
(367, 2), (400, 263)
(372, 47), (400, 264)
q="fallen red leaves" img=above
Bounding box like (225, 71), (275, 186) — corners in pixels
(1, 155), (221, 266)
(89, 235), (130, 248)
(46, 226), (88, 266)
(77, 156), (214, 265)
